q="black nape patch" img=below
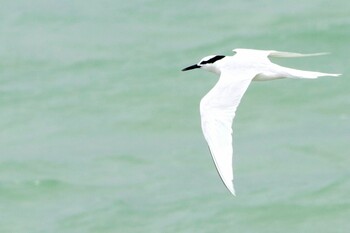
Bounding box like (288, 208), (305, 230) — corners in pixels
(200, 55), (225, 65)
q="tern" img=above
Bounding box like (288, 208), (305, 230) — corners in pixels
(182, 48), (340, 196)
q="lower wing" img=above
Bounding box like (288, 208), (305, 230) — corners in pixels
(200, 72), (254, 195)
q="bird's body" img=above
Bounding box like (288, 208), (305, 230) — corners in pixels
(182, 48), (340, 196)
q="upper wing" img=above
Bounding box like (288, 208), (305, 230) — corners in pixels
(200, 71), (255, 196)
(268, 50), (329, 58)
(233, 48), (329, 58)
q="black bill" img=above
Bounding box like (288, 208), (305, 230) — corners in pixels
(181, 64), (200, 71)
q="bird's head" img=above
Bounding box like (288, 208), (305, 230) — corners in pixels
(182, 55), (226, 74)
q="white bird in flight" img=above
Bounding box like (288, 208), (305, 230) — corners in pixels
(182, 48), (340, 196)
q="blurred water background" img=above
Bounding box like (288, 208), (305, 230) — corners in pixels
(0, 0), (349, 232)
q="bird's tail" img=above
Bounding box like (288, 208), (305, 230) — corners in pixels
(280, 67), (341, 79)
(263, 50), (342, 79)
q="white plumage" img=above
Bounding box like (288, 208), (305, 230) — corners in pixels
(182, 48), (341, 196)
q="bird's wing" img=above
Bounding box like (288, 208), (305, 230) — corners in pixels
(233, 48), (328, 58)
(268, 50), (329, 58)
(200, 71), (255, 196)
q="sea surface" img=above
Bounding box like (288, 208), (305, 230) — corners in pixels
(1, 0), (349, 232)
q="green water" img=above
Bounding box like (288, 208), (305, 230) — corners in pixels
(1, 0), (349, 232)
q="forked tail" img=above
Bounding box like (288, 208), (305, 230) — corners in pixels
(282, 67), (341, 79)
